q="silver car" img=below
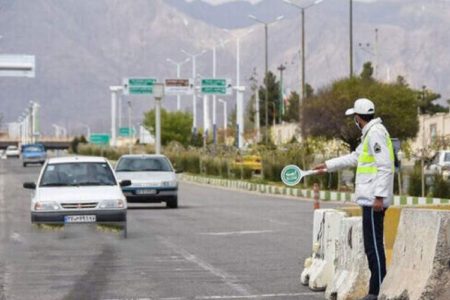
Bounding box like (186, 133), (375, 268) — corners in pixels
(115, 154), (179, 208)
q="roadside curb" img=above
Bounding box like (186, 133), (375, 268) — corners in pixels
(180, 174), (450, 205)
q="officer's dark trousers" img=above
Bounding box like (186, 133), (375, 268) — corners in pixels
(362, 206), (387, 296)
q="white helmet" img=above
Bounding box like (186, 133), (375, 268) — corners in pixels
(345, 98), (375, 116)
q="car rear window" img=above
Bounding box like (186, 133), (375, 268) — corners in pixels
(23, 146), (44, 152)
(40, 162), (117, 187)
(116, 157), (173, 172)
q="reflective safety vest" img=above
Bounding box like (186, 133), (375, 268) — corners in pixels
(357, 132), (395, 174)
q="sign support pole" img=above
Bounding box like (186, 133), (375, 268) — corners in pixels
(155, 98), (161, 154)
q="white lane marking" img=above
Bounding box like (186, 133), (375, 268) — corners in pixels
(268, 219), (289, 226)
(10, 232), (24, 243)
(160, 239), (252, 296)
(159, 293), (322, 299)
(199, 230), (275, 236)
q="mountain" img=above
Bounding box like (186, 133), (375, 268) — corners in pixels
(0, 0), (449, 135)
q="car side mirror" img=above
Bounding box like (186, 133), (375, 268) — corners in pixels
(120, 180), (132, 187)
(175, 169), (183, 174)
(23, 182), (36, 190)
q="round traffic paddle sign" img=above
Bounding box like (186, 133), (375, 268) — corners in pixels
(281, 165), (302, 186)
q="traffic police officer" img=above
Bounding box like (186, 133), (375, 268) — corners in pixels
(314, 98), (394, 300)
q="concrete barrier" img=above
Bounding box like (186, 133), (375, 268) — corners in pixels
(379, 209), (450, 300)
(300, 209), (336, 286)
(308, 209), (347, 291)
(325, 217), (370, 300)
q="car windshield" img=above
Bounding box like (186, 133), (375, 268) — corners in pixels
(116, 157), (172, 172)
(40, 162), (117, 187)
(7, 146), (17, 150)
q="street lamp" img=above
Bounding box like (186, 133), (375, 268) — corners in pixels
(284, 0), (323, 134)
(166, 57), (190, 111)
(208, 39), (229, 145)
(181, 49), (207, 136)
(248, 14), (284, 144)
(223, 28), (254, 148)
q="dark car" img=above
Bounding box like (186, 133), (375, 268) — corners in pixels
(22, 143), (47, 167)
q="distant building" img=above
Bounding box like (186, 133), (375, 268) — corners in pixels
(411, 112), (450, 154)
(270, 123), (302, 145)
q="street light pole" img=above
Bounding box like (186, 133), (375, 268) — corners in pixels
(350, 0), (353, 77)
(284, 0), (323, 135)
(166, 57), (190, 111)
(248, 14), (284, 144)
(223, 28), (254, 148)
(181, 49), (207, 137)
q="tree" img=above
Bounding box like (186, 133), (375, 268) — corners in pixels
(143, 109), (193, 147)
(417, 85), (448, 115)
(302, 72), (421, 150)
(283, 91), (300, 123)
(257, 71), (280, 127)
(360, 61), (374, 82)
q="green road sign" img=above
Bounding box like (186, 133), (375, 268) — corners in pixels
(130, 86), (153, 94)
(119, 127), (135, 137)
(281, 165), (302, 186)
(201, 86), (227, 94)
(201, 78), (232, 95)
(201, 79), (226, 86)
(89, 134), (110, 145)
(123, 77), (157, 95)
(128, 78), (156, 86)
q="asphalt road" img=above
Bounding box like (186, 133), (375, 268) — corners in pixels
(0, 158), (339, 300)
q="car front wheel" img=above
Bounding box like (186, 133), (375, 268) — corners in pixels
(166, 197), (178, 209)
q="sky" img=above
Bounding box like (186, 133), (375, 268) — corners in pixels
(185, 0), (378, 5)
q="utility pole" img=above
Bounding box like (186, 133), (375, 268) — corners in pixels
(349, 0), (354, 77)
(181, 49), (207, 137)
(248, 14), (284, 144)
(420, 85), (427, 197)
(277, 64), (286, 124)
(284, 0), (323, 137)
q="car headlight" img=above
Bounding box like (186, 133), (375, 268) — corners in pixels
(99, 199), (126, 209)
(34, 201), (60, 211)
(162, 180), (177, 187)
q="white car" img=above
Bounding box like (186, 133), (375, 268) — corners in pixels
(23, 156), (130, 237)
(115, 154), (179, 208)
(425, 150), (450, 180)
(5, 145), (20, 158)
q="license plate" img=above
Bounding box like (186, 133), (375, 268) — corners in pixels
(136, 189), (156, 195)
(64, 215), (96, 223)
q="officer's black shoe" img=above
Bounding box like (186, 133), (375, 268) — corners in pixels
(359, 294), (378, 300)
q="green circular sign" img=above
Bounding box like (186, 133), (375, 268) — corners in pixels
(281, 165), (302, 186)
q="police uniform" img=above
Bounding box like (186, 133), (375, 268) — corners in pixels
(324, 100), (395, 298)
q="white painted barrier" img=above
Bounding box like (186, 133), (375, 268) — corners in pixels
(379, 209), (450, 300)
(308, 210), (347, 291)
(300, 209), (336, 285)
(325, 216), (370, 300)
